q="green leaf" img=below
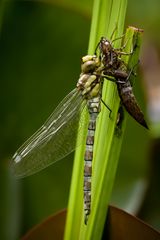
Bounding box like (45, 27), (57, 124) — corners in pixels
(64, 0), (141, 239)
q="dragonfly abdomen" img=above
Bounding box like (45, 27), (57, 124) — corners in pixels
(84, 96), (101, 224)
(117, 81), (148, 129)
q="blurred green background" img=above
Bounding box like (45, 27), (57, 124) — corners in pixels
(0, 0), (160, 239)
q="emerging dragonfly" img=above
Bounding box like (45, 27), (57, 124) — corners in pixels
(11, 54), (109, 224)
(11, 34), (148, 225)
(98, 37), (148, 129)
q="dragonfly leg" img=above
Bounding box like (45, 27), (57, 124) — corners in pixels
(127, 61), (139, 80)
(94, 40), (101, 55)
(114, 36), (133, 55)
(101, 99), (112, 118)
(102, 75), (116, 82)
(109, 23), (118, 40)
(111, 33), (125, 44)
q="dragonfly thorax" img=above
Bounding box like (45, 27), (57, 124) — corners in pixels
(77, 54), (102, 99)
(77, 73), (101, 99)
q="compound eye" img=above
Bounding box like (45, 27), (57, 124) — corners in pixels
(81, 60), (95, 73)
(82, 55), (95, 63)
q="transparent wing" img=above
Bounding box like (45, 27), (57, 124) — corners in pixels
(11, 88), (86, 178)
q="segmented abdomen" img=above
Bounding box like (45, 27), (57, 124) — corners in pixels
(116, 81), (148, 129)
(84, 96), (101, 224)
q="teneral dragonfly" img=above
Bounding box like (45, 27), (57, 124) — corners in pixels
(11, 54), (106, 224)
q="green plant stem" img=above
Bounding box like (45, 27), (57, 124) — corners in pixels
(64, 1), (143, 239)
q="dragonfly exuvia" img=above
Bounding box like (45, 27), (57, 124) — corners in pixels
(11, 34), (148, 225)
(98, 37), (148, 129)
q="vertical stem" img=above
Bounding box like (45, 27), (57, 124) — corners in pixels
(64, 0), (130, 239)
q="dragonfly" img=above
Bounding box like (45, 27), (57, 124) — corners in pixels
(98, 37), (148, 129)
(11, 54), (110, 224)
